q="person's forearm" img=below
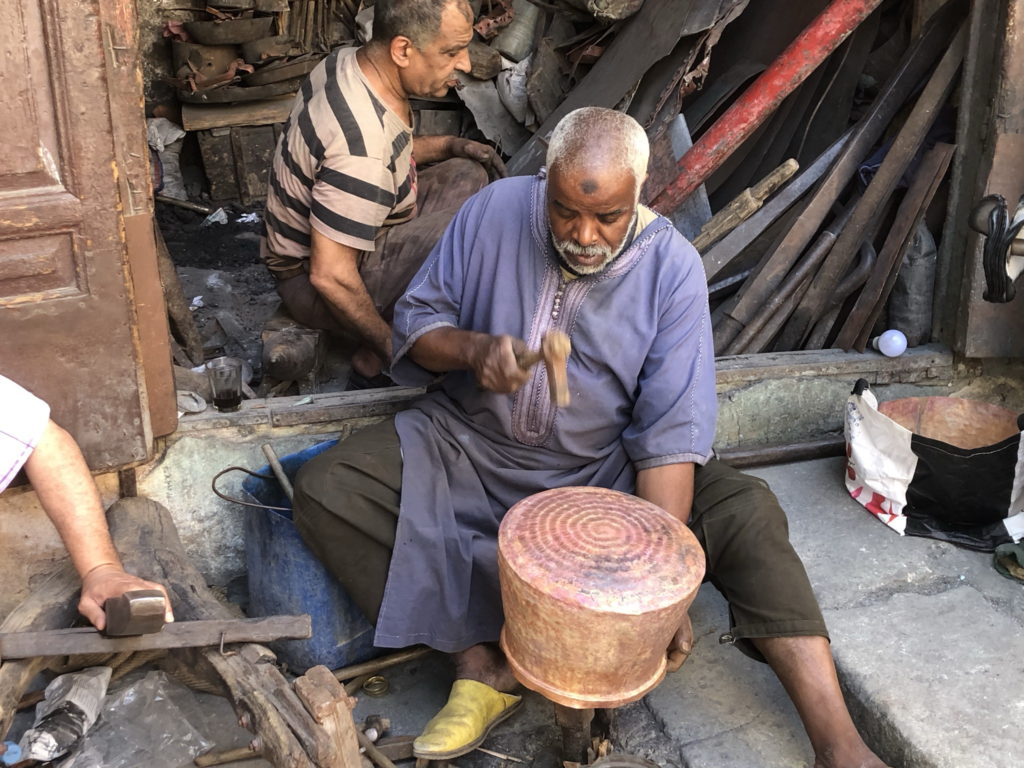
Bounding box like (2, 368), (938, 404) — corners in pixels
(23, 421), (122, 578)
(635, 462), (695, 524)
(316, 275), (393, 360)
(409, 326), (490, 372)
(412, 134), (453, 164)
(310, 231), (393, 360)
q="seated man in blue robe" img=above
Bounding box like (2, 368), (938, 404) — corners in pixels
(292, 107), (889, 768)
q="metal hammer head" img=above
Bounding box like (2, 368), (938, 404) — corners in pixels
(103, 589), (167, 637)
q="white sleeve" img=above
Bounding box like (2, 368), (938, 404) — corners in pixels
(0, 375), (51, 492)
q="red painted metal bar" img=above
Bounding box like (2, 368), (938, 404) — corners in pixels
(651, 0), (885, 215)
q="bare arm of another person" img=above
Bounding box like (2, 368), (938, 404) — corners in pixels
(412, 135), (507, 179)
(24, 420), (174, 630)
(636, 462), (696, 671)
(409, 326), (530, 392)
(309, 228), (393, 363)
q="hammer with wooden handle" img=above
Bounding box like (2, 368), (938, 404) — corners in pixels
(515, 331), (571, 407)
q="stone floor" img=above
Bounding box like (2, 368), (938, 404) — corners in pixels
(11, 456), (1020, 768)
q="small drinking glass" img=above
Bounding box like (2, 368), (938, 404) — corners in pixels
(206, 357), (243, 412)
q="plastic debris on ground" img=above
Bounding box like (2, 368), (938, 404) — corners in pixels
(236, 212), (261, 224)
(19, 667), (111, 762)
(201, 208), (229, 227)
(57, 671), (213, 768)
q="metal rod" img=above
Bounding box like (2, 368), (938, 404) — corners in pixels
(358, 729), (399, 768)
(779, 25), (966, 350)
(651, 0), (884, 215)
(710, 2), (965, 351)
(332, 646), (431, 681)
(717, 436), (846, 468)
(725, 203), (856, 354)
(260, 443), (294, 502)
(155, 194), (215, 215)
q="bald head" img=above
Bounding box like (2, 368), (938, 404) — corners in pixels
(545, 107), (650, 195)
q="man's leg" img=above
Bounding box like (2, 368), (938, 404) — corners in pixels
(358, 158), (489, 323)
(756, 635), (885, 768)
(292, 416), (521, 759)
(690, 460), (888, 768)
(292, 418), (403, 622)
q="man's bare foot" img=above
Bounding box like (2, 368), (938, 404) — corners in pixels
(666, 613), (693, 672)
(453, 643), (518, 692)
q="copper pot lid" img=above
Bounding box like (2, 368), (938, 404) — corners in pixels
(499, 486), (704, 614)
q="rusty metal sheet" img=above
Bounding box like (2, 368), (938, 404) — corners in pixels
(0, 0), (158, 469)
(507, 0), (747, 176)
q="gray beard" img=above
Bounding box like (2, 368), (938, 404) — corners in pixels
(551, 212), (637, 276)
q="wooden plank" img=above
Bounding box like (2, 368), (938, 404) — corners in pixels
(692, 159), (798, 252)
(712, 3), (964, 351)
(834, 142), (955, 350)
(295, 666), (363, 768)
(125, 212), (177, 438)
(232, 124), (277, 205)
(701, 130), (849, 280)
(174, 386), (424, 430)
(714, 344), (953, 389)
(182, 95), (294, 131)
(0, 615), (312, 660)
(778, 25), (966, 350)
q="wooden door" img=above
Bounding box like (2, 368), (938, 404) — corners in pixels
(0, 0), (174, 470)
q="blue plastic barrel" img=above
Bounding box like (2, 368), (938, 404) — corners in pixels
(241, 440), (379, 671)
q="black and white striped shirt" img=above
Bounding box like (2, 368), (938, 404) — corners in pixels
(263, 46), (416, 271)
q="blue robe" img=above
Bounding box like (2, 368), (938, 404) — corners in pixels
(377, 171), (716, 651)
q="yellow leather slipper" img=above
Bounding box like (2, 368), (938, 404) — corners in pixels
(413, 679), (522, 760)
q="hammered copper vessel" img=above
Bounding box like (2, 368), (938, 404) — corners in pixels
(498, 486), (705, 709)
(878, 396), (1019, 449)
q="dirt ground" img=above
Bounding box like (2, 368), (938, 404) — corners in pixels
(157, 202), (355, 393)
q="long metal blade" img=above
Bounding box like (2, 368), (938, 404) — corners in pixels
(0, 615), (310, 661)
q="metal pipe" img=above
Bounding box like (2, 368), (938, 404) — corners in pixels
(710, 1), (965, 352)
(651, 0), (884, 215)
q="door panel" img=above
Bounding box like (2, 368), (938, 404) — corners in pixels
(0, 0), (160, 469)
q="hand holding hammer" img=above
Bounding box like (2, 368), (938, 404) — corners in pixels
(515, 330), (571, 407)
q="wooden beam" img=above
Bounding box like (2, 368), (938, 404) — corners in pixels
(181, 96), (294, 131)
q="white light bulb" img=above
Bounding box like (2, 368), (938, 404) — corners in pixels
(872, 329), (907, 357)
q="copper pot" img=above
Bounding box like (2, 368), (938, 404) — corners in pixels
(878, 396), (1019, 449)
(498, 486), (705, 709)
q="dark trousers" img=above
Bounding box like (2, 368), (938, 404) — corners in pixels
(275, 158), (489, 335)
(293, 418), (828, 662)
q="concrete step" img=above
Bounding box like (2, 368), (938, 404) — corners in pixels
(755, 458), (1022, 768)
(354, 456), (1023, 768)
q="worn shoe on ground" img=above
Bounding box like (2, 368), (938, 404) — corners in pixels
(412, 678), (522, 760)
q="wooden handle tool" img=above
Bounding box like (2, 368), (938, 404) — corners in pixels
(515, 331), (571, 407)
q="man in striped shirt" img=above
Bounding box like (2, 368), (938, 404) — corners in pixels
(263, 0), (504, 383)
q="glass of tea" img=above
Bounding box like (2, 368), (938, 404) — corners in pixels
(206, 357), (243, 412)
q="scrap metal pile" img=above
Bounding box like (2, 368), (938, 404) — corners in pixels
(158, 0), (971, 356)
